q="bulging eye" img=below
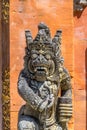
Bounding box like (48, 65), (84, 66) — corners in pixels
(45, 54), (51, 60)
(31, 53), (38, 59)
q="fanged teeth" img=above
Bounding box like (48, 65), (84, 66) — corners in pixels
(34, 67), (48, 74)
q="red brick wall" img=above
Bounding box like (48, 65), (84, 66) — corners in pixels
(10, 1), (74, 130)
(74, 9), (87, 130)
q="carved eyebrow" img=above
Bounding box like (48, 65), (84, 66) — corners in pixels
(31, 50), (54, 57)
(44, 51), (54, 56)
(31, 50), (39, 54)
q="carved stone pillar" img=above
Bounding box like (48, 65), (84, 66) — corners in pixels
(1, 0), (10, 130)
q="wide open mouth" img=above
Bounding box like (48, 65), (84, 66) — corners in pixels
(34, 67), (48, 75)
(34, 66), (48, 81)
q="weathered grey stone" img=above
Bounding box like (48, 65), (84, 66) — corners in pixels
(74, 0), (87, 11)
(17, 23), (72, 130)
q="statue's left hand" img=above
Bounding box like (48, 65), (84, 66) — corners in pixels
(47, 94), (55, 109)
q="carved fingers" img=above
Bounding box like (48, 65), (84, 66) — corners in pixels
(47, 94), (54, 109)
(38, 94), (55, 112)
(38, 98), (49, 112)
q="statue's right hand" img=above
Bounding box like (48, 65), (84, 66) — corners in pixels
(38, 99), (49, 112)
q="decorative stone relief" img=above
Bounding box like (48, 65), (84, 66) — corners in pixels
(2, 0), (9, 23)
(2, 69), (10, 130)
(74, 0), (87, 11)
(17, 23), (73, 130)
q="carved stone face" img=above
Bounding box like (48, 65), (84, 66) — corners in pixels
(28, 49), (55, 81)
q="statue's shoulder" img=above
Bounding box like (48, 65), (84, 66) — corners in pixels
(18, 69), (30, 81)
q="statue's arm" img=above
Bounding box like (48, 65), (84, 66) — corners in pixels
(17, 71), (48, 112)
(60, 68), (72, 98)
(58, 67), (73, 126)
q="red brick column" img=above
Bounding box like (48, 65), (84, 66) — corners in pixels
(74, 9), (87, 130)
(10, 1), (73, 130)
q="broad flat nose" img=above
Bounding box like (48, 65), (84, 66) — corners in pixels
(38, 54), (45, 62)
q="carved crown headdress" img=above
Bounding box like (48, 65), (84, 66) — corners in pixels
(24, 23), (64, 81)
(25, 22), (62, 58)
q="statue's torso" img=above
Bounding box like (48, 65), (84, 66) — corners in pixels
(20, 79), (59, 126)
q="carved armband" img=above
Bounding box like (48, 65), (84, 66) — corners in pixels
(58, 97), (72, 123)
(58, 67), (72, 123)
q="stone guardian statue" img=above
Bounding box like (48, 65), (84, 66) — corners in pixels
(17, 23), (73, 130)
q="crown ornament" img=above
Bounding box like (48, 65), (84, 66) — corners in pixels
(25, 22), (62, 57)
